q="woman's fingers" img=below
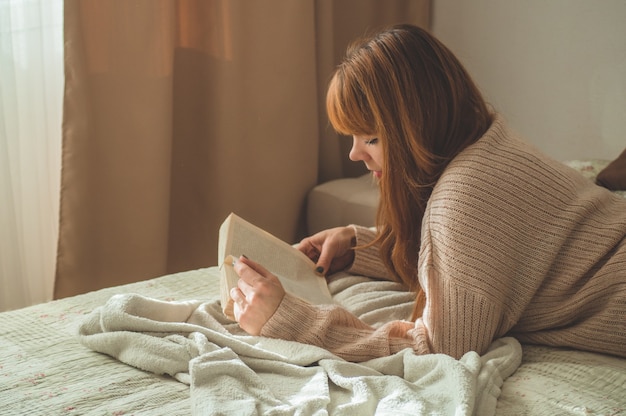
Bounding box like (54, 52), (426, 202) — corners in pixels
(297, 228), (348, 275)
(315, 239), (338, 275)
(297, 238), (321, 262)
(303, 227), (357, 275)
(230, 255), (285, 335)
(235, 255), (271, 279)
(230, 286), (245, 322)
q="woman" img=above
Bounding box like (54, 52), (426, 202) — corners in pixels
(229, 24), (626, 361)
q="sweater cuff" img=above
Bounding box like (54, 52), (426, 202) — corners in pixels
(347, 225), (390, 279)
(407, 318), (435, 355)
(260, 293), (317, 341)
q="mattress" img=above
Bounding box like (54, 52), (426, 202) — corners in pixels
(3, 158), (625, 415)
(1, 267), (625, 415)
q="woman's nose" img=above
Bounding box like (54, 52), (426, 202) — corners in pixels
(349, 138), (365, 162)
(348, 147), (359, 161)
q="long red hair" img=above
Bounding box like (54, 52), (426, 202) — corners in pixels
(326, 24), (493, 320)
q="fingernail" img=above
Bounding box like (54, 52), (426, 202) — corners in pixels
(315, 266), (324, 274)
(242, 254), (249, 259)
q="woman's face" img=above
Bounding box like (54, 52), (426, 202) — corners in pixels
(349, 135), (383, 179)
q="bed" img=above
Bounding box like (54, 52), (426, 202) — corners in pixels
(2, 160), (625, 416)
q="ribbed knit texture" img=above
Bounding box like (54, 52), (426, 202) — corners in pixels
(262, 115), (626, 361)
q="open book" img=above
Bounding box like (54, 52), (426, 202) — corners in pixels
(218, 212), (334, 320)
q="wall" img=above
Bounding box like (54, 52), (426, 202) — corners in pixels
(432, 0), (626, 161)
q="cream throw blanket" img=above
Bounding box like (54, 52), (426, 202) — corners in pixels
(78, 274), (521, 415)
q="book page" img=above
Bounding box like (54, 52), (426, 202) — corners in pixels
(218, 213), (333, 319)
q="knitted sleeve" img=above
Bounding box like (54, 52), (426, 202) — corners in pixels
(412, 132), (558, 358)
(345, 225), (393, 280)
(412, 116), (615, 358)
(261, 293), (431, 361)
(260, 224), (427, 362)
(415, 204), (518, 359)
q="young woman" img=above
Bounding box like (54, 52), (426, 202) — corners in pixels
(229, 24), (626, 361)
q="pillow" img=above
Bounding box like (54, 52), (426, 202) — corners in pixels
(596, 148), (626, 191)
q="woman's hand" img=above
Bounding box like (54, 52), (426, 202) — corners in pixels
(297, 226), (356, 276)
(229, 255), (285, 335)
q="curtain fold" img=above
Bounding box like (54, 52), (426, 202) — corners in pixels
(55, 0), (430, 299)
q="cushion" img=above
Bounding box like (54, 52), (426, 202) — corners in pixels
(596, 148), (626, 191)
(562, 159), (626, 199)
(306, 174), (379, 234)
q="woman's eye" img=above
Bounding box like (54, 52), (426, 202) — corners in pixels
(365, 138), (379, 145)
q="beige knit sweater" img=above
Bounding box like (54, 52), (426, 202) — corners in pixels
(262, 115), (626, 361)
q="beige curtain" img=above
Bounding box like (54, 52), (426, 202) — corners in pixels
(55, 0), (430, 299)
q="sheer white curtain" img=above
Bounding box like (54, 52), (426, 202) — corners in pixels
(0, 0), (63, 311)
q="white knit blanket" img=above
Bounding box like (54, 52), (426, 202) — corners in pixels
(78, 274), (521, 416)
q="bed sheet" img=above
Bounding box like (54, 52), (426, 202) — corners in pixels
(1, 268), (214, 414)
(497, 344), (626, 415)
(2, 266), (625, 415)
